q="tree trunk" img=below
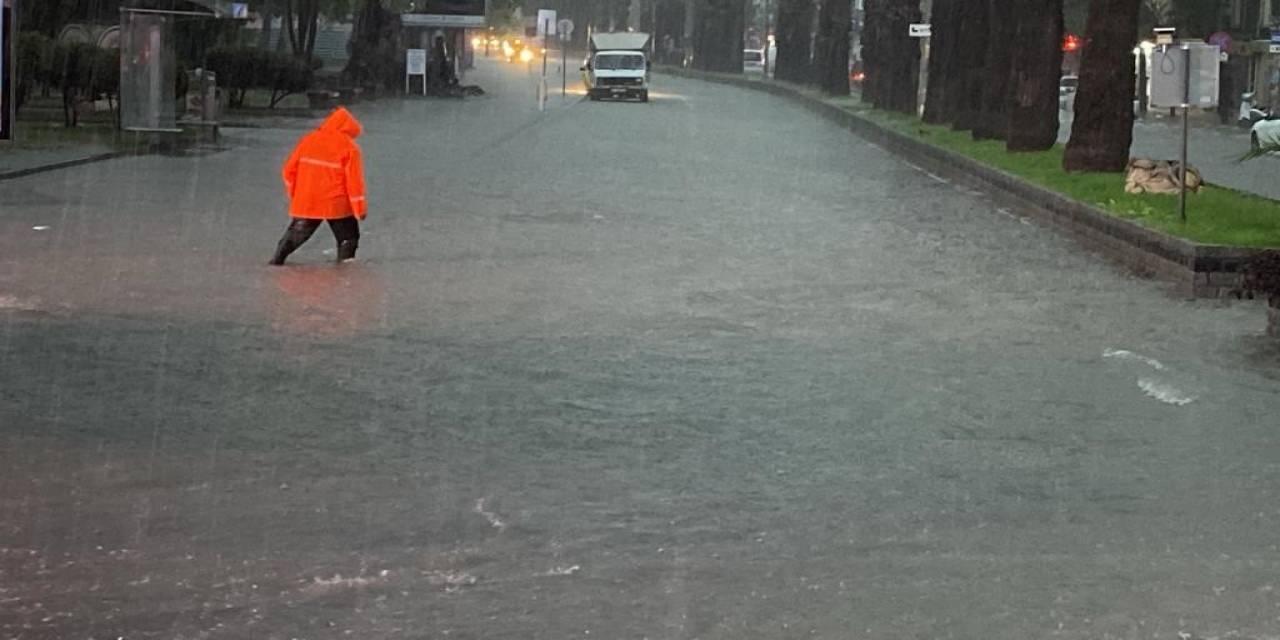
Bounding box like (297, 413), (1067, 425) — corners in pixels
(922, 0), (958, 124)
(285, 0), (298, 55)
(684, 0), (698, 65)
(863, 0), (920, 113)
(949, 0), (988, 131)
(691, 0), (744, 73)
(1006, 0), (1064, 151)
(775, 0), (814, 83)
(813, 0), (851, 95)
(861, 0), (880, 103)
(1063, 0), (1138, 172)
(259, 0), (275, 50)
(345, 0), (401, 92)
(285, 0), (320, 59)
(972, 0), (1014, 140)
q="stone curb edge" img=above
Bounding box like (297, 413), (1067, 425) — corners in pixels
(657, 67), (1270, 299)
(0, 151), (134, 182)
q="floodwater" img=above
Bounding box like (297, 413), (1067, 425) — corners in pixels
(3, 59), (1280, 639)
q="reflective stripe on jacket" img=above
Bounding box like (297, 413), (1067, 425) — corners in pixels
(282, 107), (368, 220)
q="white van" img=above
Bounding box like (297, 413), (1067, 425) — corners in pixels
(582, 33), (651, 102)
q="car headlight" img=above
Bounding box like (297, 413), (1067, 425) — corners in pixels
(519, 49), (535, 63)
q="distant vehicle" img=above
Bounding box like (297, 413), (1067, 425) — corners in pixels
(1059, 75), (1078, 110)
(743, 49), (765, 74)
(582, 32), (651, 102)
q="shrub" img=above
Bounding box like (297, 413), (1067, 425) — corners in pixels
(205, 47), (271, 108)
(48, 43), (119, 126)
(203, 47), (313, 109)
(15, 32), (53, 114)
(267, 54), (315, 108)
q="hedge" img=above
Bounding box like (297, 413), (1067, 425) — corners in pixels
(205, 47), (316, 109)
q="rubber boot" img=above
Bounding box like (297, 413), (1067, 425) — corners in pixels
(269, 224), (312, 266)
(336, 239), (358, 263)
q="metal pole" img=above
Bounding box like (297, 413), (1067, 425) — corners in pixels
(1179, 43), (1190, 224)
(918, 36), (929, 115)
(562, 36), (567, 97)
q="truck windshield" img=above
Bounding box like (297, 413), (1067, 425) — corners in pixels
(594, 54), (646, 70)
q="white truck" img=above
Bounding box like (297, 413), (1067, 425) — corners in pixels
(581, 32), (651, 102)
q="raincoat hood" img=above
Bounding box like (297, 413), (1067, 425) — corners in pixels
(319, 107), (362, 138)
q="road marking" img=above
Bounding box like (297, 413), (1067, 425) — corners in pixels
(474, 497), (507, 530)
(1137, 378), (1196, 406)
(0, 295), (39, 312)
(544, 565), (580, 576)
(904, 161), (951, 185)
(1104, 348), (1194, 405)
(1103, 348), (1166, 371)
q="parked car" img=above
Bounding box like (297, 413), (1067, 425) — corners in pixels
(743, 49), (765, 74)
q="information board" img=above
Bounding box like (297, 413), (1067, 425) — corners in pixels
(406, 49), (427, 76)
(405, 49), (427, 95)
(1150, 43), (1220, 109)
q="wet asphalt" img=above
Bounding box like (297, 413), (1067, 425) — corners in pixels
(3, 59), (1280, 639)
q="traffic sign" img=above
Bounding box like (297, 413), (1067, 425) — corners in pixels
(909, 23), (931, 38)
(1208, 30), (1232, 53)
(537, 9), (557, 38)
(558, 18), (575, 37)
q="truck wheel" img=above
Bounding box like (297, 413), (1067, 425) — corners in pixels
(640, 90), (649, 103)
(588, 91), (599, 101)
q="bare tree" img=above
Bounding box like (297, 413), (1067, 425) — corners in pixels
(1144, 0), (1172, 24)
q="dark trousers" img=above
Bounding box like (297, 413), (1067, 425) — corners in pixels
(270, 217), (360, 265)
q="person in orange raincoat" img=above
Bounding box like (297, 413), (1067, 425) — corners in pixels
(270, 107), (368, 265)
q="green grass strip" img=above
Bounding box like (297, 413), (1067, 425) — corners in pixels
(826, 96), (1280, 248)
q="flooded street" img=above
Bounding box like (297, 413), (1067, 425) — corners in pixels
(4, 59), (1280, 639)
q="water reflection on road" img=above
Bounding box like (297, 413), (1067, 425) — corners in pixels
(266, 263), (388, 338)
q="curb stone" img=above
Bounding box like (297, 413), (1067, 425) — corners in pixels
(657, 66), (1274, 299)
(0, 151), (134, 182)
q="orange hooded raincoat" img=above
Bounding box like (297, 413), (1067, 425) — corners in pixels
(282, 107), (368, 220)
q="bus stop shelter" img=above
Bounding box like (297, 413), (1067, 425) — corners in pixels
(120, 0), (235, 132)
